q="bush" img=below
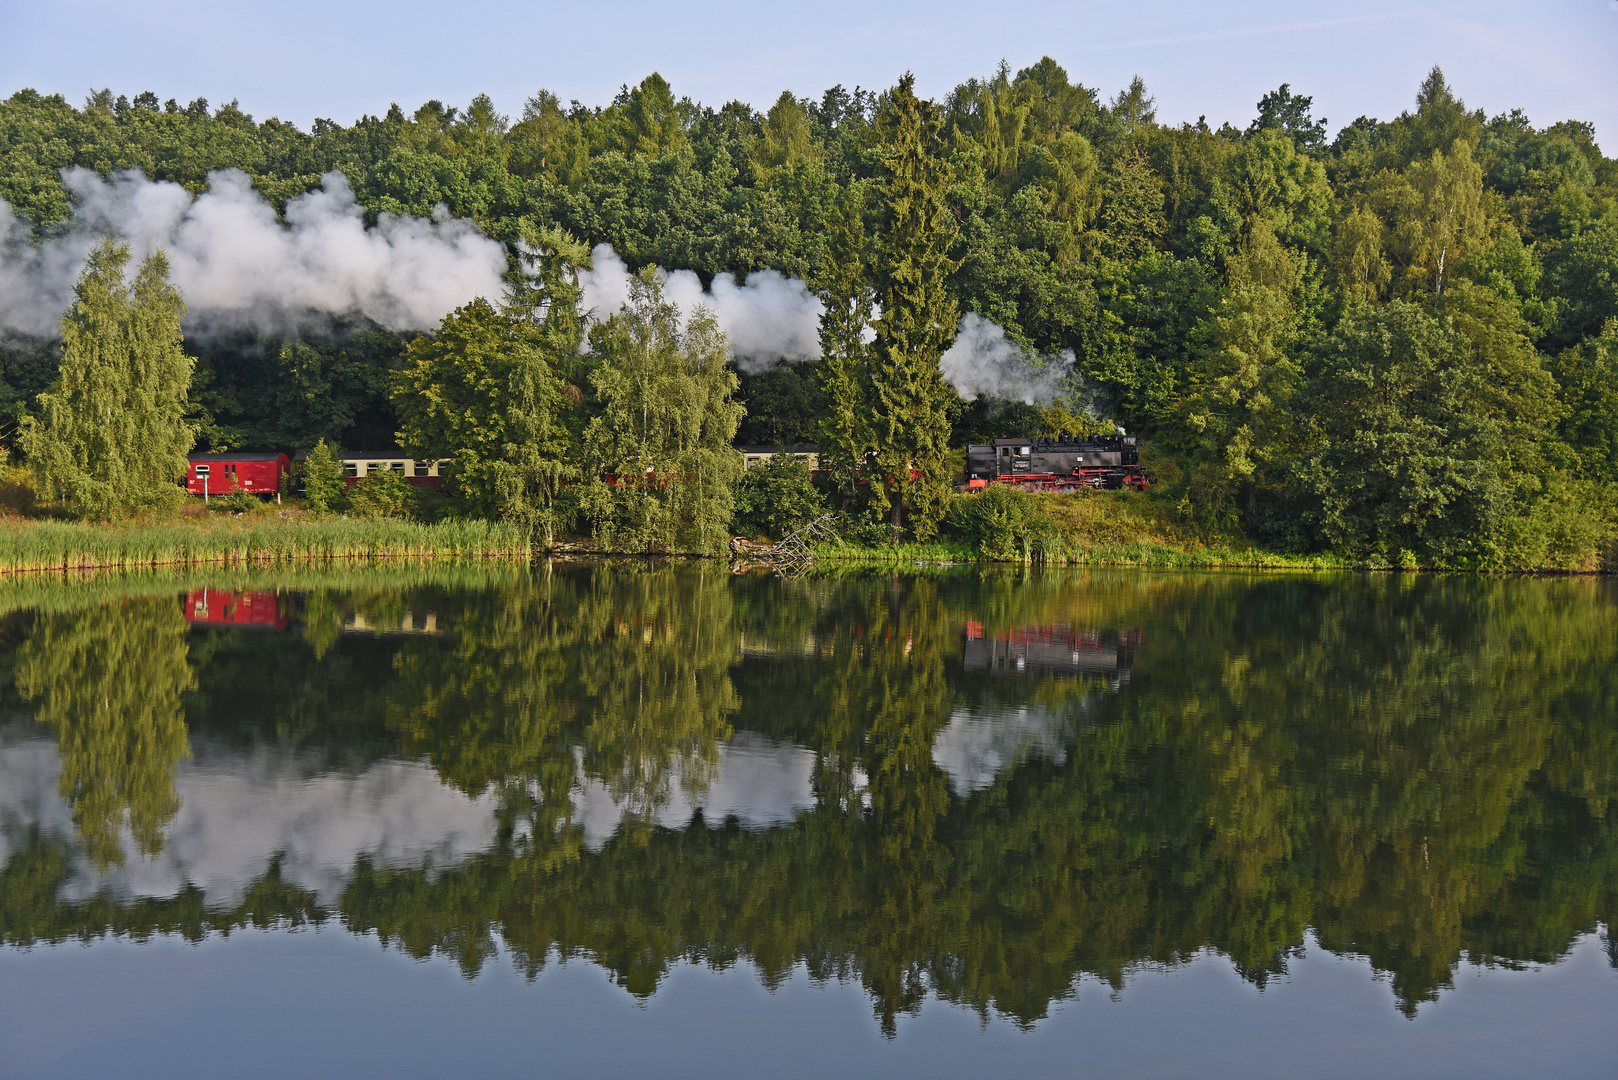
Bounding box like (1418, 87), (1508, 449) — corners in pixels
(945, 486), (1060, 562)
(733, 456), (825, 540)
(303, 440), (347, 513)
(214, 490), (262, 514)
(348, 468), (414, 519)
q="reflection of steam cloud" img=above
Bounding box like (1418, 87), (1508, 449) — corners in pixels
(0, 738), (499, 906)
(567, 731), (816, 852)
(931, 707), (1070, 796)
(0, 168), (508, 337)
(0, 731), (826, 893)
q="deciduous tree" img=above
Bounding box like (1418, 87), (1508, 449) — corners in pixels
(20, 238), (194, 516)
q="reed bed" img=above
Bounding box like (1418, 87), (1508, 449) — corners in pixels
(0, 518), (530, 575)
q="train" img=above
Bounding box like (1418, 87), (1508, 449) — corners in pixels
(185, 451), (454, 498)
(963, 434), (1148, 492)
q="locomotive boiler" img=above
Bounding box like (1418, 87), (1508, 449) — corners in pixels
(964, 434), (1147, 492)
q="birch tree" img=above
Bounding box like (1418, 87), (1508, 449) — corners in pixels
(580, 271), (743, 553)
(21, 238), (194, 516)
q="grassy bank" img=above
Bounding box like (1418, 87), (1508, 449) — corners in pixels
(0, 516), (530, 574)
(810, 490), (1347, 570)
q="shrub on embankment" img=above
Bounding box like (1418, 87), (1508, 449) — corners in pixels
(0, 517), (529, 573)
(817, 486), (1611, 571)
(930, 485), (1617, 570)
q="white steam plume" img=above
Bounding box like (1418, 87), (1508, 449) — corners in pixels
(0, 168), (508, 337)
(577, 243), (823, 372)
(2, 177), (1067, 405)
(940, 313), (1071, 404)
(577, 257), (1068, 403)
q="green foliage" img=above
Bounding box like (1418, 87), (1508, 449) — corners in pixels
(814, 183), (878, 509)
(865, 76), (959, 540)
(734, 362), (826, 445)
(393, 225), (587, 545)
(945, 486), (1058, 561)
(214, 489), (260, 514)
(303, 438), (346, 513)
(1553, 319), (1618, 485)
(579, 272), (744, 553)
(19, 239), (194, 517)
(1288, 301), (1562, 563)
(347, 467), (413, 519)
(14, 597), (194, 868)
(733, 456), (825, 539)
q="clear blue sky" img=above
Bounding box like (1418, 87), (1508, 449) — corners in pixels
(2, 0), (1614, 150)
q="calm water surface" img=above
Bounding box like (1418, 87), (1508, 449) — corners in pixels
(0, 565), (1614, 1078)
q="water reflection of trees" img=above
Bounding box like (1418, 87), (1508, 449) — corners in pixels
(13, 598), (195, 867)
(1, 569), (1615, 1030)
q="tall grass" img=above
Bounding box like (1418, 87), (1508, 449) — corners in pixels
(0, 517), (530, 574)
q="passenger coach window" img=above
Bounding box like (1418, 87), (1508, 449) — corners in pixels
(344, 463), (358, 478)
(414, 461), (429, 477)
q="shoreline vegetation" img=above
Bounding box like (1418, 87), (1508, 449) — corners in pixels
(0, 490), (1608, 575)
(0, 517), (529, 574)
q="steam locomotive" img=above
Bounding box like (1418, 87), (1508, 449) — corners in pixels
(964, 434), (1148, 492)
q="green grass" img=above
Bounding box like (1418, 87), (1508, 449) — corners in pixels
(0, 516), (530, 575)
(815, 491), (1351, 570)
(812, 540), (978, 564)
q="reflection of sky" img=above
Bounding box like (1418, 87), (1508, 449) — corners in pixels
(569, 732), (818, 852)
(4, 929), (1614, 1080)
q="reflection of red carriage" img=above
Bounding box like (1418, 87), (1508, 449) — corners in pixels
(184, 590), (288, 632)
(963, 620), (1141, 678)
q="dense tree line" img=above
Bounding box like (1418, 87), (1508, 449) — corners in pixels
(0, 567), (1614, 1027)
(1, 62), (1615, 559)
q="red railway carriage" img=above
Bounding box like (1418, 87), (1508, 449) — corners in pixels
(187, 453), (290, 497)
(184, 589), (288, 631)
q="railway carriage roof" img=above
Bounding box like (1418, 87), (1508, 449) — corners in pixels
(187, 453), (289, 462)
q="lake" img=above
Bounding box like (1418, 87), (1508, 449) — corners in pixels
(1, 564), (1614, 1078)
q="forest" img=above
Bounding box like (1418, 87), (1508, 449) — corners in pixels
(1, 61), (1615, 566)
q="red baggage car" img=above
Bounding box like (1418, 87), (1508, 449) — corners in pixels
(186, 453), (290, 498)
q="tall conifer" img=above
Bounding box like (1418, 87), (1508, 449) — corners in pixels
(814, 183), (878, 511)
(868, 74), (959, 539)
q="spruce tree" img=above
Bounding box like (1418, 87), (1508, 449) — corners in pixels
(814, 182), (878, 512)
(868, 75), (959, 539)
(21, 238), (194, 516)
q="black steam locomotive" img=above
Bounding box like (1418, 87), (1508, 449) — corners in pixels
(964, 434), (1147, 492)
